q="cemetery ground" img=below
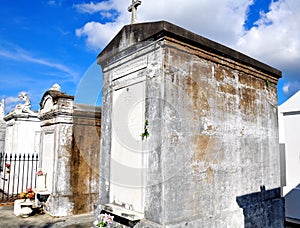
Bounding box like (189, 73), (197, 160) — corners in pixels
(0, 203), (93, 228)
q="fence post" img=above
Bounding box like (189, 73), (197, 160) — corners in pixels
(34, 154), (38, 189)
(16, 154), (21, 197)
(11, 154), (17, 201)
(1, 153), (8, 201)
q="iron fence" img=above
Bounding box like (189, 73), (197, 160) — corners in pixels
(0, 152), (39, 202)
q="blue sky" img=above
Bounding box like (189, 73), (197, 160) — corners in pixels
(0, 0), (299, 112)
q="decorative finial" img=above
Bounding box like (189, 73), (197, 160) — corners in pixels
(50, 83), (61, 92)
(128, 0), (141, 24)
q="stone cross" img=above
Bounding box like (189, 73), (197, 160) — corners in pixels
(128, 0), (141, 24)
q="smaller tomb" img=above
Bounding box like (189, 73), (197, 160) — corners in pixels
(38, 84), (101, 216)
(4, 93), (40, 155)
(1, 94), (40, 196)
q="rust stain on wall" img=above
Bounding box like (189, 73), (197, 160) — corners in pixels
(218, 84), (236, 95)
(206, 166), (214, 184)
(239, 87), (256, 111)
(193, 135), (210, 161)
(70, 112), (101, 214)
(214, 65), (236, 82)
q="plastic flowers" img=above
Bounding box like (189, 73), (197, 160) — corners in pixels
(20, 188), (35, 199)
(5, 163), (10, 173)
(94, 213), (114, 227)
(36, 170), (43, 176)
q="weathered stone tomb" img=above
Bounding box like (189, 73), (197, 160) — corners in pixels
(4, 94), (40, 155)
(96, 21), (283, 227)
(0, 94), (40, 195)
(39, 84), (101, 216)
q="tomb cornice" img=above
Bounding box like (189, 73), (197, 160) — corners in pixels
(38, 110), (73, 121)
(40, 120), (73, 127)
(40, 116), (73, 127)
(73, 103), (101, 119)
(4, 112), (39, 122)
(97, 21), (281, 79)
(73, 110), (101, 119)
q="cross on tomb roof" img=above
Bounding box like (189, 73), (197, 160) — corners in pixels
(128, 0), (141, 24)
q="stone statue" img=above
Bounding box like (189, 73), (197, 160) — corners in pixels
(10, 92), (36, 115)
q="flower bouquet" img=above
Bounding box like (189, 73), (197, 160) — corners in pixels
(20, 188), (35, 201)
(36, 170), (44, 176)
(5, 163), (10, 174)
(94, 213), (114, 227)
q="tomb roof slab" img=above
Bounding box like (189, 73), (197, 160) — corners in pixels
(98, 21), (281, 79)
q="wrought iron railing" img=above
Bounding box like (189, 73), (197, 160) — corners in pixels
(0, 153), (38, 202)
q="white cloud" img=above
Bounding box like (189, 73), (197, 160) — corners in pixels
(76, 21), (122, 50)
(74, 1), (115, 14)
(47, 1), (56, 6)
(237, 0), (300, 70)
(282, 81), (300, 96)
(100, 11), (116, 19)
(234, 0), (300, 98)
(5, 96), (21, 104)
(139, 0), (250, 46)
(47, 0), (61, 7)
(74, 1), (129, 50)
(75, 0), (249, 50)
(283, 83), (289, 94)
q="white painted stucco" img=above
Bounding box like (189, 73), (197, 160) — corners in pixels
(278, 90), (300, 195)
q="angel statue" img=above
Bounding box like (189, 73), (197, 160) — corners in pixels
(11, 92), (36, 115)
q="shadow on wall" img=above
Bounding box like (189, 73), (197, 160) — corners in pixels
(236, 186), (285, 228)
(285, 184), (300, 226)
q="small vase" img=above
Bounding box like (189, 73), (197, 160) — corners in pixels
(25, 198), (31, 202)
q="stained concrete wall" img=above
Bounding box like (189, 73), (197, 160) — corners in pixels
(72, 104), (101, 214)
(97, 21), (283, 227)
(150, 38), (281, 227)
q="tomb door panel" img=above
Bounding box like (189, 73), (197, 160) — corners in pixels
(110, 81), (146, 213)
(41, 132), (54, 191)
